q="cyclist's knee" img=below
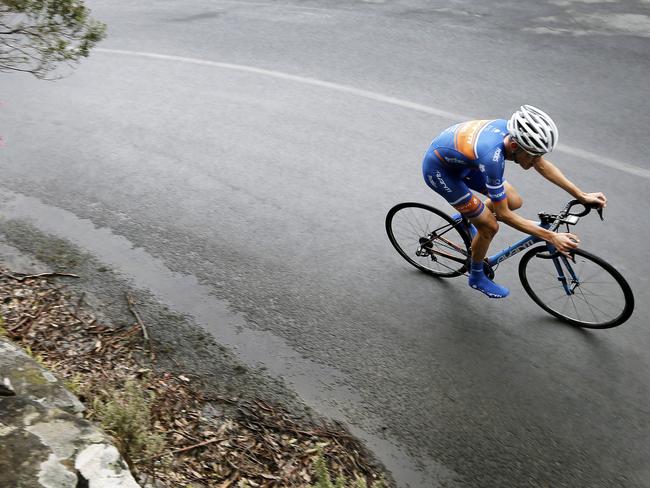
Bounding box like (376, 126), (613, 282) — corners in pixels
(504, 182), (523, 210)
(482, 221), (499, 238)
(509, 194), (523, 210)
(473, 216), (499, 238)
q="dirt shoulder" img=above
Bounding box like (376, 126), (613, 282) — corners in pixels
(0, 228), (390, 487)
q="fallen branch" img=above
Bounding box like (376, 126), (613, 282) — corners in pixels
(1, 271), (79, 282)
(168, 436), (226, 455)
(125, 293), (149, 342)
(125, 293), (157, 363)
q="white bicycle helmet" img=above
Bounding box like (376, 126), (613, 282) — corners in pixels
(507, 105), (559, 155)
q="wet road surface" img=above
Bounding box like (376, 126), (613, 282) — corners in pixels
(1, 1), (649, 486)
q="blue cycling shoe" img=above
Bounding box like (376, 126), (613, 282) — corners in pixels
(450, 212), (477, 239)
(468, 261), (509, 298)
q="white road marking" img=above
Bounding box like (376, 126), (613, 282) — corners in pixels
(97, 48), (650, 179)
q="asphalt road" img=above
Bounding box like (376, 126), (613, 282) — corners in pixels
(1, 0), (649, 486)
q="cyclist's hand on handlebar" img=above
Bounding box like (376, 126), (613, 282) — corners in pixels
(578, 192), (607, 208)
(550, 232), (580, 255)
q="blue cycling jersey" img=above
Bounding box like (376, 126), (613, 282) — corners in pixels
(422, 119), (508, 218)
(423, 119), (509, 206)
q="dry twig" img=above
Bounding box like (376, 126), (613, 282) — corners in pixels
(125, 293), (149, 342)
(1, 271), (79, 282)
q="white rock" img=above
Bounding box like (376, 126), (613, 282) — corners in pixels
(27, 419), (81, 460)
(38, 453), (77, 488)
(75, 444), (140, 488)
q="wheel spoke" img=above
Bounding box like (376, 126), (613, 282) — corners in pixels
(387, 203), (470, 278)
(573, 287), (611, 320)
(520, 246), (633, 328)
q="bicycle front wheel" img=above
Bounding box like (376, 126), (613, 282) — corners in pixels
(385, 202), (471, 278)
(519, 245), (634, 328)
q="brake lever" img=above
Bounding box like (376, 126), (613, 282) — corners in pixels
(597, 207), (604, 221)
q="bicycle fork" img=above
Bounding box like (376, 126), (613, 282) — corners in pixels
(549, 252), (580, 296)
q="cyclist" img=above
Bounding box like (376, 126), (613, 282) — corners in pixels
(422, 105), (607, 298)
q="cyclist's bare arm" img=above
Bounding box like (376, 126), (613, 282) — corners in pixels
(534, 158), (608, 208)
(491, 199), (579, 254)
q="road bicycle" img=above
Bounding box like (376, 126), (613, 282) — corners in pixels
(385, 199), (634, 328)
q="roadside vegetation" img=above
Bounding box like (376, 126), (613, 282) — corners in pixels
(0, 0), (106, 79)
(0, 266), (388, 487)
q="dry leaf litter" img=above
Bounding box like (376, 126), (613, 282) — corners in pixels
(0, 267), (387, 487)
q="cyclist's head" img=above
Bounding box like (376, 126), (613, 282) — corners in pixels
(507, 105), (558, 156)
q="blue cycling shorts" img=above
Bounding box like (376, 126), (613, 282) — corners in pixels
(422, 153), (487, 218)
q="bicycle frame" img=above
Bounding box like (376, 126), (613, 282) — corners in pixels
(425, 220), (551, 268)
(425, 200), (587, 280)
(484, 200), (600, 268)
(484, 221), (583, 297)
(485, 223), (550, 267)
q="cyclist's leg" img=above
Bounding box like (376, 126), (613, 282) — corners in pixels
(458, 168), (521, 225)
(423, 158), (479, 238)
(459, 171), (510, 297)
(459, 196), (509, 298)
(422, 155), (472, 207)
(459, 170), (523, 252)
(467, 206), (498, 263)
(472, 180), (522, 213)
(463, 170), (522, 212)
(422, 160), (508, 298)
(423, 159), (493, 257)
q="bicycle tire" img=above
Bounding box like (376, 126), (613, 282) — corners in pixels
(519, 245), (634, 328)
(386, 202), (471, 278)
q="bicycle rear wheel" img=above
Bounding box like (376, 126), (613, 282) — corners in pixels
(519, 245), (634, 328)
(385, 202), (471, 278)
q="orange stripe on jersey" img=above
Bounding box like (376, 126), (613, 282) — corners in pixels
(454, 194), (484, 218)
(455, 120), (490, 160)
